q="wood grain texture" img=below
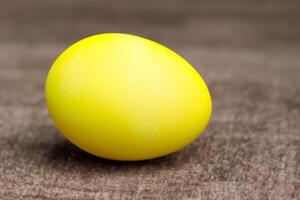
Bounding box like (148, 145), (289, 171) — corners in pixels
(0, 0), (299, 199)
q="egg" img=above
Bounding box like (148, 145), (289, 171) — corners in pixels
(45, 33), (212, 161)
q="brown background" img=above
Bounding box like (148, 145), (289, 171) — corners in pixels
(0, 0), (299, 199)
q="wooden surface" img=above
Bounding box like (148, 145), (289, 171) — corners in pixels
(0, 0), (299, 199)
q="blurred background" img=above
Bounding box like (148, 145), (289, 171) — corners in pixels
(0, 0), (299, 199)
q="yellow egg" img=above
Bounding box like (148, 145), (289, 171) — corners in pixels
(45, 33), (212, 161)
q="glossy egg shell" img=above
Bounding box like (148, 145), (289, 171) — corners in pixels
(45, 33), (212, 161)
